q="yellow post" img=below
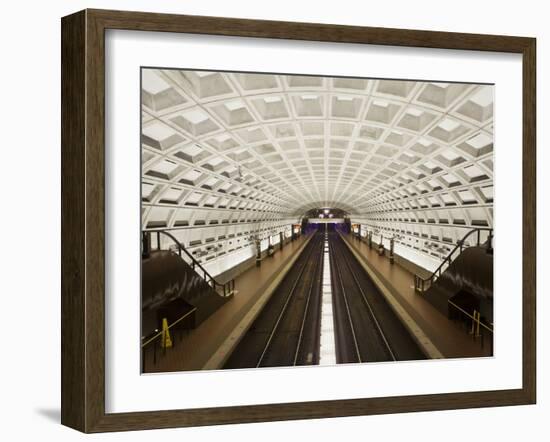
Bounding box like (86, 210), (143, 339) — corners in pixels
(161, 318), (172, 348)
(470, 310), (477, 336)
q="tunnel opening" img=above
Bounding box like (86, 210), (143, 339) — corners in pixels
(301, 208), (351, 234)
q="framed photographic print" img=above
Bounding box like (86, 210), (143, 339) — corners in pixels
(61, 9), (536, 433)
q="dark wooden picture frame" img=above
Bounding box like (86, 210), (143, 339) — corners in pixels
(61, 8), (536, 433)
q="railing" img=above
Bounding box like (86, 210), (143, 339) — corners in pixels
(414, 227), (493, 294)
(141, 307), (197, 371)
(448, 299), (493, 353)
(142, 230), (235, 297)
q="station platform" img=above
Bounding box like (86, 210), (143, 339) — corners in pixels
(144, 234), (312, 373)
(340, 233), (491, 359)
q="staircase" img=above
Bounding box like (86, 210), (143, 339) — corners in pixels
(141, 230), (235, 337)
(414, 228), (493, 322)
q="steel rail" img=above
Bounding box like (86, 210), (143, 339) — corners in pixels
(140, 307), (197, 348)
(330, 236), (362, 363)
(255, 235), (322, 368)
(333, 238), (396, 361)
(292, 239), (324, 365)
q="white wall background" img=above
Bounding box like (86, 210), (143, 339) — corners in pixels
(0, 0), (546, 440)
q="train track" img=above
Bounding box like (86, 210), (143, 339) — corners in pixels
(329, 232), (426, 363)
(224, 230), (425, 369)
(223, 233), (324, 369)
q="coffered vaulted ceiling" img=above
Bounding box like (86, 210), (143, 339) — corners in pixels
(141, 69), (493, 264)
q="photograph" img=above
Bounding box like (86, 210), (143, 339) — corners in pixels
(0, 0), (543, 438)
(140, 69), (494, 373)
(55, 3), (537, 435)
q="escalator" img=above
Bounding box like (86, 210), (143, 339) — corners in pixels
(415, 228), (493, 326)
(141, 231), (235, 337)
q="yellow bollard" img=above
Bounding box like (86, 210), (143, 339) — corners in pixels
(161, 318), (172, 348)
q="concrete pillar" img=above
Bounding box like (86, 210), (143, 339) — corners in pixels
(255, 238), (261, 266)
(142, 231), (151, 259)
(487, 230), (494, 254)
(378, 235), (385, 256)
(268, 235), (274, 257)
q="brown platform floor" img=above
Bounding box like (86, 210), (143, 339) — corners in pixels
(143, 234), (310, 373)
(342, 233), (492, 359)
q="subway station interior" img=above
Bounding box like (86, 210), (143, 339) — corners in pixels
(140, 69), (494, 373)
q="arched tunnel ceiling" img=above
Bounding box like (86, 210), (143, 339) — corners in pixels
(141, 69), (493, 245)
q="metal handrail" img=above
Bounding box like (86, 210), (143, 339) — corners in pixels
(448, 300), (493, 334)
(141, 307), (198, 348)
(141, 306), (199, 370)
(143, 230), (235, 297)
(414, 227), (493, 293)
